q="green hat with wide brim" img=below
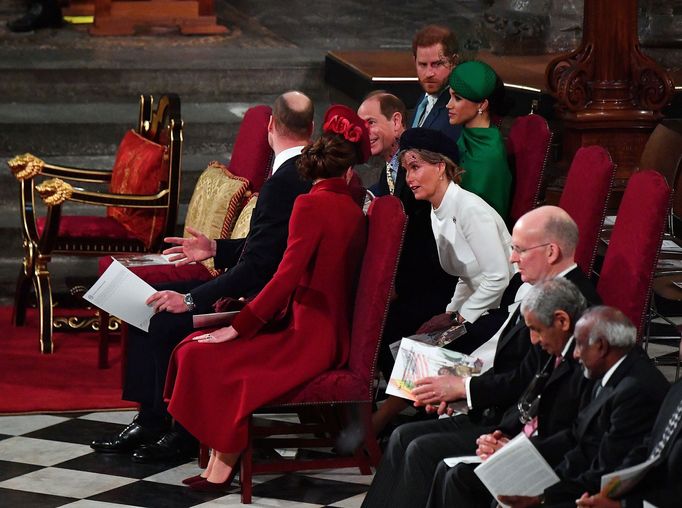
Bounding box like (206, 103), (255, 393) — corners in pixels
(448, 61), (498, 102)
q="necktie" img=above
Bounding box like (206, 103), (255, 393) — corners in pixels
(592, 380), (603, 401)
(419, 95), (437, 127)
(385, 162), (395, 195)
(413, 95), (429, 128)
(649, 398), (682, 459)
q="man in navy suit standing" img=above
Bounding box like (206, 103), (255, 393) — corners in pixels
(410, 25), (462, 143)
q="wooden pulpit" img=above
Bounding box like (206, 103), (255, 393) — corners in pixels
(90, 0), (228, 35)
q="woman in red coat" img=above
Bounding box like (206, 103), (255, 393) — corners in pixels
(163, 105), (371, 492)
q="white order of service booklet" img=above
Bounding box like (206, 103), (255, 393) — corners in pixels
(83, 259), (156, 332)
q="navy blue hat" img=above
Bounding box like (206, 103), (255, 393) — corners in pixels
(399, 128), (459, 163)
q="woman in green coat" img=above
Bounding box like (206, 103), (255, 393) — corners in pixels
(446, 60), (511, 219)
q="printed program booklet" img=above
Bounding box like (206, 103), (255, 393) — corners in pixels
(473, 433), (560, 507)
(386, 337), (482, 402)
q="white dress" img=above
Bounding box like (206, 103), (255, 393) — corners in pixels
(431, 181), (515, 322)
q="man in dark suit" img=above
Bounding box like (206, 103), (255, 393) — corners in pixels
(577, 379), (682, 508)
(357, 92), (458, 433)
(497, 306), (669, 508)
(425, 277), (594, 508)
(361, 206), (600, 508)
(90, 91), (315, 462)
(410, 25), (462, 143)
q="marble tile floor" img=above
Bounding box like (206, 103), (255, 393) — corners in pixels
(0, 411), (373, 508)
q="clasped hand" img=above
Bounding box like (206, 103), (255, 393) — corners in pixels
(476, 430), (509, 460)
(163, 226), (216, 266)
(192, 326), (239, 344)
(416, 312), (454, 334)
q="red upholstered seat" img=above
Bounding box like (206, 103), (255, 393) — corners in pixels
(227, 105), (274, 192)
(98, 256), (213, 285)
(233, 196), (407, 504)
(37, 216), (138, 240)
(559, 146), (615, 276)
(506, 114), (552, 225)
(597, 170), (671, 339)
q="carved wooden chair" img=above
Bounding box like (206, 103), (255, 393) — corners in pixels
(8, 94), (183, 355)
(213, 196), (407, 504)
(505, 113), (553, 226)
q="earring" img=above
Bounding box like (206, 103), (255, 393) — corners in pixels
(439, 175), (443, 180)
(477, 108), (483, 115)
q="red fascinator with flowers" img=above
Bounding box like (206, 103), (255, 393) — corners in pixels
(322, 104), (371, 164)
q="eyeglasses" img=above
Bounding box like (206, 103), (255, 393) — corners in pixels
(511, 242), (551, 255)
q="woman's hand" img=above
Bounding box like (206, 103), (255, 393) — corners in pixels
(163, 226), (217, 265)
(416, 312), (454, 334)
(192, 326), (239, 344)
(147, 290), (187, 313)
(412, 374), (465, 405)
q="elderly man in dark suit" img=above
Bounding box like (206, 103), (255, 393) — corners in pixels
(495, 306), (670, 508)
(424, 277), (595, 508)
(577, 379), (682, 508)
(361, 206), (601, 508)
(410, 25), (462, 143)
(90, 91), (315, 462)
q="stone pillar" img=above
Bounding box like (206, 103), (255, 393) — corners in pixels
(546, 0), (674, 189)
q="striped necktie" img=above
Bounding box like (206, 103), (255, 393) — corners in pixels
(649, 398), (682, 460)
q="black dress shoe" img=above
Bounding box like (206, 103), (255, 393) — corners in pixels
(7, 1), (63, 33)
(90, 420), (163, 454)
(131, 431), (197, 463)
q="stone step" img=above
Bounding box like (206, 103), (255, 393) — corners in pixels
(0, 47), (325, 103)
(0, 100), (277, 157)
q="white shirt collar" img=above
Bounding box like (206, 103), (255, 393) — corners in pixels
(600, 354), (627, 388)
(272, 145), (304, 174)
(560, 335), (574, 359)
(557, 263), (578, 278)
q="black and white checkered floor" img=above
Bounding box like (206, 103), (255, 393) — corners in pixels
(0, 410), (372, 507)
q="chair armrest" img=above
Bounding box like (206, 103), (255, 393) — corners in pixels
(36, 178), (170, 208)
(8, 153), (112, 184)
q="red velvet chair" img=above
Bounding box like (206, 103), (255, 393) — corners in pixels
(559, 145), (615, 276)
(506, 114), (553, 225)
(228, 196), (407, 504)
(596, 170), (671, 340)
(8, 94), (182, 356)
(97, 105), (273, 369)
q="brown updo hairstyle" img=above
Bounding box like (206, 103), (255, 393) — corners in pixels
(399, 147), (465, 185)
(297, 132), (361, 180)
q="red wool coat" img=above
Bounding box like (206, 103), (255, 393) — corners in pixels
(164, 177), (367, 453)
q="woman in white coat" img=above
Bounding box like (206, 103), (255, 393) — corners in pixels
(371, 127), (515, 435)
(400, 127), (514, 339)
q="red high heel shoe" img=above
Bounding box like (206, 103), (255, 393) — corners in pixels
(189, 460), (240, 492)
(181, 473), (205, 485)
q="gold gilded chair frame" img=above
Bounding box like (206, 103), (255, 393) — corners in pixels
(10, 94), (183, 355)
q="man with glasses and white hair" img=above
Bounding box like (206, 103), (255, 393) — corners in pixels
(362, 206), (600, 508)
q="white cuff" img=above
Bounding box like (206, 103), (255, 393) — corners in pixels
(464, 376), (473, 409)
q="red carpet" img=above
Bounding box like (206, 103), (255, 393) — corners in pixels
(0, 307), (137, 414)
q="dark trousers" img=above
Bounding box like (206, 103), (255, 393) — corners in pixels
(121, 280), (211, 428)
(361, 414), (494, 508)
(426, 461), (492, 508)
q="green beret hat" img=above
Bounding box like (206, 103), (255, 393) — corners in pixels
(448, 61), (498, 102)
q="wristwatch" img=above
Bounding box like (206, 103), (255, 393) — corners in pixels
(183, 293), (196, 312)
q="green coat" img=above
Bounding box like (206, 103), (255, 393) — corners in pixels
(458, 126), (511, 219)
